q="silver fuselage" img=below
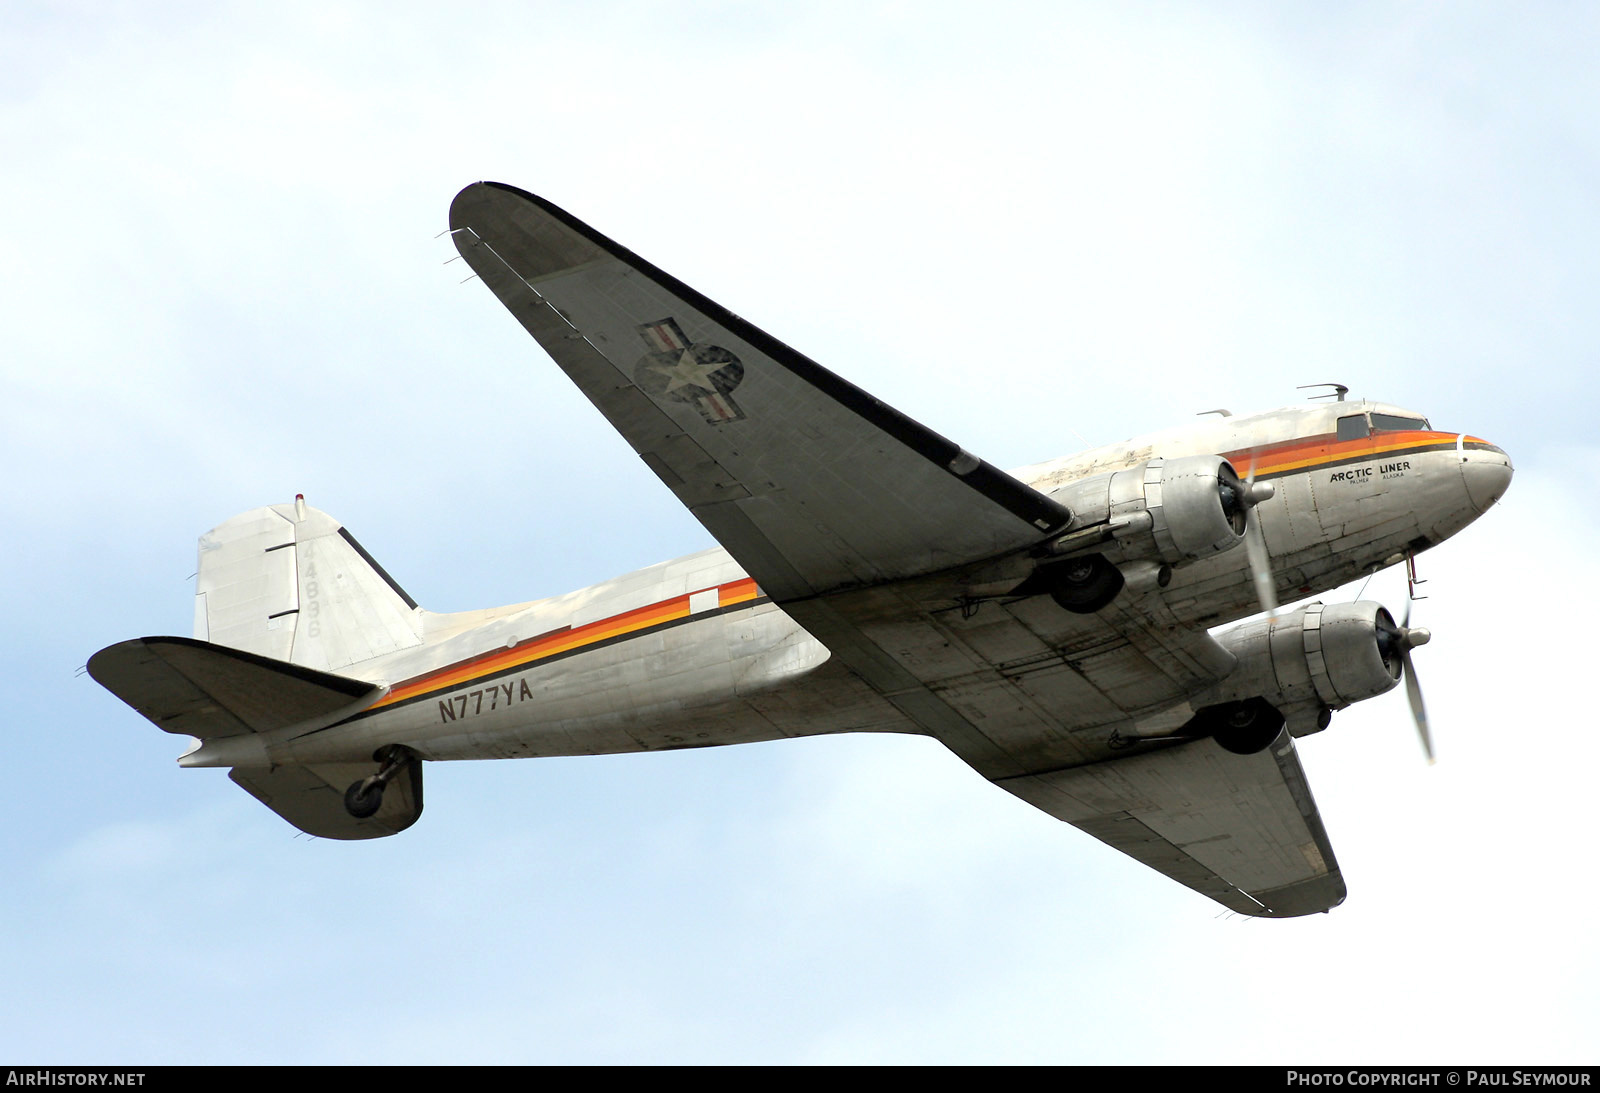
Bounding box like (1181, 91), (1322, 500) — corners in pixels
(182, 400), (1511, 771)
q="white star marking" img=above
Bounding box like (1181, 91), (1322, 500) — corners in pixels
(651, 349), (727, 394)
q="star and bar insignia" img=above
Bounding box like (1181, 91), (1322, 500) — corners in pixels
(632, 317), (746, 424)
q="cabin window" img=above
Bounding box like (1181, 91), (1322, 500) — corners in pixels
(1336, 414), (1369, 441)
(1371, 412), (1428, 432)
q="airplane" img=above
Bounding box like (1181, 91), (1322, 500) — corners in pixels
(89, 181), (1513, 918)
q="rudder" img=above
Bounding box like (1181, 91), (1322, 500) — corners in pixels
(194, 496), (423, 672)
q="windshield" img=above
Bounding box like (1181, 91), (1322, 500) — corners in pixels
(1371, 412), (1429, 432)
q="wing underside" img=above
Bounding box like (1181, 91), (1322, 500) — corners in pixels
(446, 182), (1238, 767)
(449, 182), (1067, 603)
(1001, 730), (1345, 916)
(449, 182), (1346, 915)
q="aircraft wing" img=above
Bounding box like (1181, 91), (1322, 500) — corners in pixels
(449, 182), (1230, 762)
(450, 183), (1344, 916)
(1000, 731), (1346, 917)
(449, 182), (1068, 601)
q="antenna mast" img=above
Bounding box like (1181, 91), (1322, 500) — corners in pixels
(1297, 383), (1349, 402)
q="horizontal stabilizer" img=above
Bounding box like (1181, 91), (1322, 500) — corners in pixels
(88, 636), (381, 739)
(230, 761), (423, 840)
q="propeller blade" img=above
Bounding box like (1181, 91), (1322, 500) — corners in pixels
(1388, 600), (1435, 763)
(1243, 512), (1278, 620)
(1401, 647), (1434, 764)
(1238, 455), (1277, 620)
(1375, 603), (1438, 763)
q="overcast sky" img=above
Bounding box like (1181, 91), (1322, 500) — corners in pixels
(3, 0), (1596, 1064)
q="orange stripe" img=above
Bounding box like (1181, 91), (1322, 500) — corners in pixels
(1225, 431), (1464, 478)
(719, 576), (759, 607)
(370, 577), (762, 709)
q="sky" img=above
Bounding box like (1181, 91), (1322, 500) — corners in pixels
(3, 0), (1597, 1065)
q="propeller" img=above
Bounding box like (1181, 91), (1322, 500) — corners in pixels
(1219, 458), (1278, 620)
(1376, 602), (1434, 763)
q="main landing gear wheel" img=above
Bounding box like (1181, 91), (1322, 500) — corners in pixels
(1045, 555), (1125, 614)
(342, 745), (414, 819)
(1211, 698), (1286, 755)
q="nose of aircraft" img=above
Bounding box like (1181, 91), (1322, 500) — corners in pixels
(1460, 439), (1513, 514)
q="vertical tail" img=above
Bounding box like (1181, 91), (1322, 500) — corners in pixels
(194, 496), (423, 672)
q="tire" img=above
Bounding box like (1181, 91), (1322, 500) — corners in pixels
(344, 778), (384, 819)
(1211, 698), (1286, 755)
(1046, 555), (1125, 614)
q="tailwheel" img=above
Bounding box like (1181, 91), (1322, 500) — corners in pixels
(1044, 555), (1125, 614)
(344, 778), (384, 818)
(342, 745), (415, 819)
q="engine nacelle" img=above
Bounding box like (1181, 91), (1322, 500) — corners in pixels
(1044, 454), (1248, 567)
(1197, 601), (1404, 737)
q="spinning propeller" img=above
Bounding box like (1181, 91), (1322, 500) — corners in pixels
(1377, 600), (1435, 763)
(1219, 458), (1278, 620)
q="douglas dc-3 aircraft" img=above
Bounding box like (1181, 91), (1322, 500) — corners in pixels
(90, 182), (1513, 917)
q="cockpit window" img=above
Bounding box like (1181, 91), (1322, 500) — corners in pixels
(1371, 412), (1429, 432)
(1336, 414), (1369, 441)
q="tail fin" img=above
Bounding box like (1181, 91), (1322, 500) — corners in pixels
(194, 496), (423, 672)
